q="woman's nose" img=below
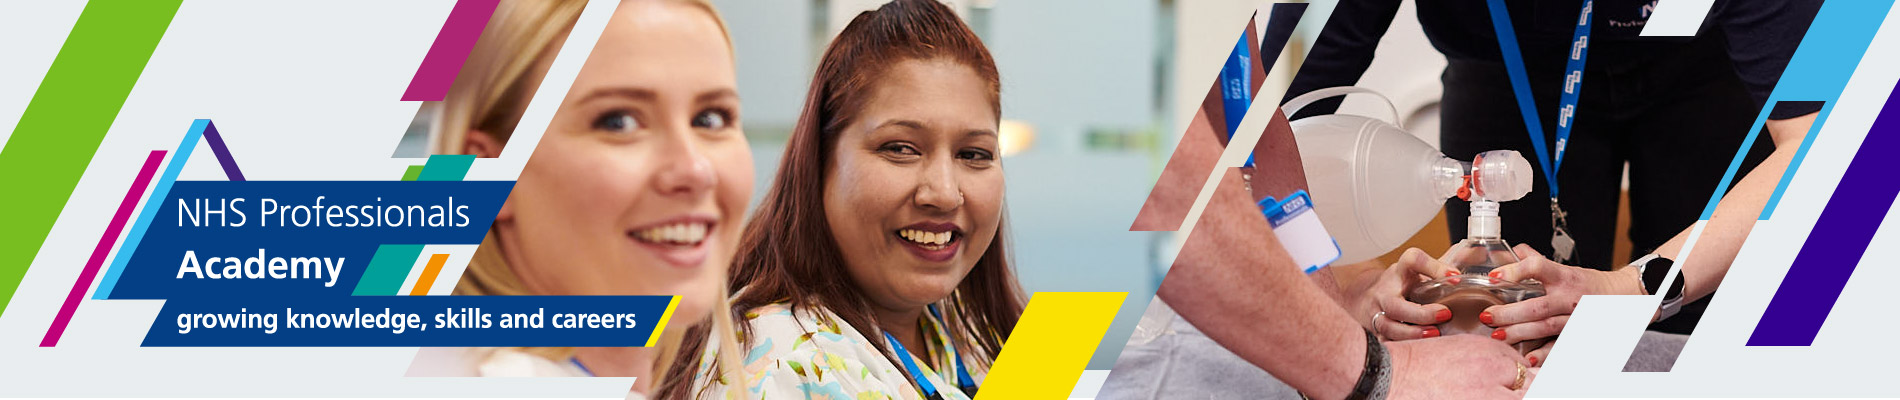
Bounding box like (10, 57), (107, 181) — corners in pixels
(652, 134), (716, 197)
(913, 157), (963, 211)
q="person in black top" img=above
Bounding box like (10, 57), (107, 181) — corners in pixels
(1285, 0), (1822, 339)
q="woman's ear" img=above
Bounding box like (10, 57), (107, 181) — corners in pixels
(463, 130), (513, 222)
(463, 130), (504, 158)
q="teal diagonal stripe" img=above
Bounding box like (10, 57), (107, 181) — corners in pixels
(0, 0), (183, 318)
(352, 244), (425, 295)
(417, 154), (475, 181)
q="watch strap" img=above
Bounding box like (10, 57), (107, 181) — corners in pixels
(1343, 329), (1390, 400)
(1635, 254), (1689, 321)
(1638, 254), (1672, 296)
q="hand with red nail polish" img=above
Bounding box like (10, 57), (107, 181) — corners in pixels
(1484, 244), (1641, 347)
(1347, 248), (1461, 341)
(1525, 341), (1556, 368)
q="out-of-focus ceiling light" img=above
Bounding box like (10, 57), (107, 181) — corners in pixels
(999, 119), (1036, 157)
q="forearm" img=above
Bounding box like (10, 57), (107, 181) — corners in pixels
(1310, 267), (1350, 306)
(1159, 168), (1367, 400)
(1654, 113), (1815, 301)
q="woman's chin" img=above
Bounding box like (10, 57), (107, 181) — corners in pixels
(888, 282), (962, 307)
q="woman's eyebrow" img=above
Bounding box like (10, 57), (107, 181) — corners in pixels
(695, 88), (739, 104)
(575, 87), (657, 103)
(873, 119), (929, 131)
(871, 120), (996, 139)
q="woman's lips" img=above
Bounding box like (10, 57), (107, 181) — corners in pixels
(895, 222), (961, 263)
(628, 217), (717, 269)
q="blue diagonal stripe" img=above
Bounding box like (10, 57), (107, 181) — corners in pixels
(1744, 0), (1900, 346)
(1701, 2), (1891, 221)
(1748, 84), (1900, 346)
(93, 119), (204, 299)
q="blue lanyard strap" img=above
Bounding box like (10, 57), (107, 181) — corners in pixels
(1220, 28), (1257, 167)
(885, 331), (943, 400)
(567, 358), (595, 377)
(926, 305), (979, 393)
(887, 305), (979, 399)
(1485, 0), (1593, 199)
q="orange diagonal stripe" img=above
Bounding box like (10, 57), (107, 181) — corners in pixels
(408, 254), (451, 296)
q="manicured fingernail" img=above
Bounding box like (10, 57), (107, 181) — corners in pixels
(1448, 276), (1463, 284)
(1480, 311), (1494, 325)
(1492, 329), (1508, 340)
(1422, 327), (1440, 338)
(1488, 270), (1503, 279)
(1444, 270), (1459, 277)
(1436, 308), (1452, 322)
(1529, 356), (1541, 366)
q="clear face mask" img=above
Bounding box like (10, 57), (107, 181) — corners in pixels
(1405, 150), (1548, 352)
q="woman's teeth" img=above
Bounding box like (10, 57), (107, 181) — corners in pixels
(632, 222), (709, 245)
(898, 229), (954, 248)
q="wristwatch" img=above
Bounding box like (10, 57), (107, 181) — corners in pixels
(1631, 254), (1687, 321)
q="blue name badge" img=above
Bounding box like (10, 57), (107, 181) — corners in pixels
(1258, 190), (1343, 274)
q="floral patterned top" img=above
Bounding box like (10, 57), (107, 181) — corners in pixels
(693, 301), (989, 400)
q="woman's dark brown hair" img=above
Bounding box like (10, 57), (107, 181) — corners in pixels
(657, 0), (1024, 398)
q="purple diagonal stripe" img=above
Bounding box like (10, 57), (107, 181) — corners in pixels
(1748, 83), (1900, 346)
(199, 120), (243, 181)
(400, 0), (501, 102)
(41, 150), (166, 347)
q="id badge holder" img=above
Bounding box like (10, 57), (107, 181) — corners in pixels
(1258, 190), (1342, 274)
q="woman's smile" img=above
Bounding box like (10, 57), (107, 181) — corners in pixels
(895, 221), (962, 262)
(626, 213), (720, 268)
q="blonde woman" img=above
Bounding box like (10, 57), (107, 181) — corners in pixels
(406, 0), (747, 396)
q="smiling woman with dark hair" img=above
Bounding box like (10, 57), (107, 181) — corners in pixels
(661, 0), (1024, 399)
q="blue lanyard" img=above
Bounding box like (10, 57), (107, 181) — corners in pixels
(927, 305), (979, 393)
(1220, 28), (1256, 167)
(884, 332), (942, 400)
(1488, 0), (1590, 262)
(1485, 0), (1592, 199)
(884, 305), (978, 399)
(568, 358), (595, 377)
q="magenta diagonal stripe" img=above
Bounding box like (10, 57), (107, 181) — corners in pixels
(41, 150), (167, 347)
(200, 120), (243, 181)
(400, 0), (500, 102)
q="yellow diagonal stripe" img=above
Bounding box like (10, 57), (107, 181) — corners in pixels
(980, 292), (1126, 399)
(644, 295), (682, 347)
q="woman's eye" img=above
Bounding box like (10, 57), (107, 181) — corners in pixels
(880, 143), (922, 156)
(591, 111), (640, 133)
(958, 148), (995, 161)
(692, 109), (733, 130)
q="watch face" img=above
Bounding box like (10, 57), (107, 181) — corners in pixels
(1642, 256), (1675, 295)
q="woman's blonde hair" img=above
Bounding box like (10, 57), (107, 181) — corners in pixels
(433, 0), (746, 392)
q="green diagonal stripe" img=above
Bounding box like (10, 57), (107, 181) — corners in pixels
(352, 244), (425, 296)
(0, 0), (182, 318)
(401, 164), (424, 181)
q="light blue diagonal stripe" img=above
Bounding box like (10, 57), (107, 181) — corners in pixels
(93, 119), (205, 299)
(1697, 1), (1891, 221)
(1761, 103), (1835, 219)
